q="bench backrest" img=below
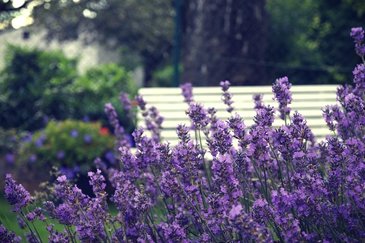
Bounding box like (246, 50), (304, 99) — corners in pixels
(138, 85), (339, 145)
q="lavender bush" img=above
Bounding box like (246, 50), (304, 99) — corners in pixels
(1, 28), (365, 242)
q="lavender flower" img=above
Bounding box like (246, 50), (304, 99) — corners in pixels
(220, 80), (234, 113)
(2, 28), (365, 241)
(88, 169), (106, 197)
(5, 153), (15, 165)
(353, 64), (365, 93)
(135, 95), (147, 112)
(208, 119), (232, 156)
(254, 105), (275, 127)
(0, 225), (21, 243)
(351, 27), (365, 57)
(120, 92), (132, 114)
(158, 221), (187, 242)
(186, 103), (209, 129)
(253, 93), (264, 110)
(104, 103), (130, 148)
(47, 225), (69, 243)
(5, 174), (32, 212)
(351, 27), (364, 42)
(180, 82), (194, 104)
(272, 76), (292, 120)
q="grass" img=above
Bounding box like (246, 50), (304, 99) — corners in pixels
(0, 195), (65, 242)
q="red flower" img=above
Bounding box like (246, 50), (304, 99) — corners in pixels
(99, 127), (110, 136)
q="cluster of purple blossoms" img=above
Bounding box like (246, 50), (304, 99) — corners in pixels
(220, 80), (234, 113)
(180, 82), (194, 104)
(351, 27), (365, 58)
(2, 27), (365, 242)
(272, 76), (292, 120)
(4, 174), (32, 212)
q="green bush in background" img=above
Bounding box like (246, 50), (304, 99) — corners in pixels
(0, 45), (78, 131)
(15, 120), (115, 187)
(71, 63), (137, 132)
(0, 46), (138, 132)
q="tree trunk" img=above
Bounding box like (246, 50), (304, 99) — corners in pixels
(182, 0), (267, 86)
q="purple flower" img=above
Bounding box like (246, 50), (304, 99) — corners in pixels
(228, 114), (246, 141)
(208, 119), (232, 156)
(180, 82), (194, 104)
(353, 64), (365, 93)
(228, 204), (242, 220)
(21, 133), (32, 143)
(176, 124), (190, 143)
(104, 103), (130, 147)
(5, 153), (15, 165)
(120, 92), (133, 119)
(120, 92), (132, 112)
(83, 134), (92, 144)
(253, 93), (264, 110)
(70, 129), (78, 138)
(5, 174), (32, 212)
(105, 150), (116, 164)
(158, 221), (187, 242)
(135, 95), (147, 111)
(47, 225), (69, 243)
(54, 203), (75, 225)
(88, 169), (106, 197)
(59, 167), (75, 180)
(254, 105), (275, 127)
(56, 150), (65, 160)
(351, 27), (364, 42)
(35, 134), (46, 148)
(186, 103), (209, 129)
(28, 154), (37, 164)
(272, 76), (292, 120)
(350, 27), (365, 57)
(220, 80), (234, 113)
(0, 225), (21, 243)
(83, 115), (90, 122)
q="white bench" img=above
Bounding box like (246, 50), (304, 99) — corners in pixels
(138, 85), (338, 145)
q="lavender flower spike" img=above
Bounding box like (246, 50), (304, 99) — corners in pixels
(180, 82), (194, 104)
(351, 27), (365, 58)
(272, 76), (292, 120)
(5, 174), (32, 212)
(220, 80), (234, 113)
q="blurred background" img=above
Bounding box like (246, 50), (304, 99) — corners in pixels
(0, 0), (364, 191)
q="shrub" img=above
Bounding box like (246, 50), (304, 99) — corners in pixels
(0, 47), (137, 132)
(71, 63), (137, 130)
(15, 120), (115, 184)
(1, 27), (365, 242)
(0, 45), (78, 131)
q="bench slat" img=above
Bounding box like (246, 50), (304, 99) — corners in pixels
(139, 85), (338, 95)
(137, 85), (339, 144)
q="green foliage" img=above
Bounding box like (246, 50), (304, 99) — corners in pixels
(151, 64), (182, 87)
(266, 0), (365, 84)
(17, 120), (114, 175)
(30, 0), (174, 85)
(0, 128), (23, 156)
(71, 63), (137, 130)
(0, 46), (137, 132)
(0, 45), (78, 131)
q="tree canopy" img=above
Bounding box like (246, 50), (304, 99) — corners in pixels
(0, 0), (364, 85)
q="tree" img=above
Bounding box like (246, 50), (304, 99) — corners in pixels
(266, 0), (365, 84)
(26, 0), (174, 85)
(182, 0), (267, 86)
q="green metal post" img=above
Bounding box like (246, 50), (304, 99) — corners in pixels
(173, 0), (182, 87)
